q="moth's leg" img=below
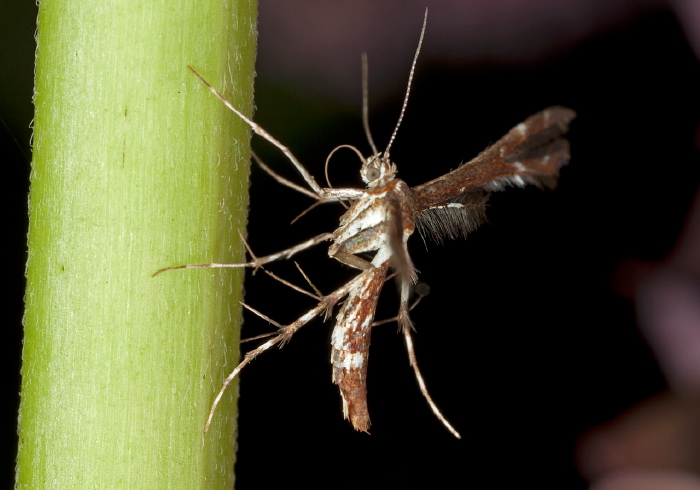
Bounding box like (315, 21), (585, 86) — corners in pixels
(189, 69), (388, 202)
(205, 270), (368, 433)
(328, 224), (384, 271)
(260, 263), (336, 321)
(323, 188), (366, 201)
(332, 250), (374, 271)
(153, 232), (334, 276)
(205, 304), (316, 434)
(251, 150), (322, 201)
(289, 188), (364, 225)
(292, 261), (323, 298)
(330, 231), (419, 333)
(261, 267), (320, 302)
(398, 277), (414, 332)
(234, 265), (335, 346)
(330, 220), (416, 331)
(251, 150), (359, 225)
(189, 66), (327, 198)
(403, 329), (461, 439)
(386, 209), (417, 333)
(290, 201), (327, 225)
(372, 282), (429, 327)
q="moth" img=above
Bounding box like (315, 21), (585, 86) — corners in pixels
(155, 11), (575, 439)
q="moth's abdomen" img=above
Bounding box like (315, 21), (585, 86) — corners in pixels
(330, 261), (389, 432)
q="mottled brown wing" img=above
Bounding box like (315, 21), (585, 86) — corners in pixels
(412, 106), (576, 210)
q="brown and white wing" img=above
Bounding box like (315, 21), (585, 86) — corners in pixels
(412, 106), (575, 243)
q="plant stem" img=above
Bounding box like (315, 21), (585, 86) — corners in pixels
(18, 0), (257, 487)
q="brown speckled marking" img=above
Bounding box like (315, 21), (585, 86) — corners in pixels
(331, 260), (389, 432)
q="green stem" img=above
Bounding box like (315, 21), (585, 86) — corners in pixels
(18, 0), (257, 487)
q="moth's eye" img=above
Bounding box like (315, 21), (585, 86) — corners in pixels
(366, 168), (381, 181)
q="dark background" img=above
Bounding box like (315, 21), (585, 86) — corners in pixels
(3, 1), (700, 488)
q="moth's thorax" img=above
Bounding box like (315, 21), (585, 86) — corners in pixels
(361, 153), (398, 187)
(331, 178), (418, 266)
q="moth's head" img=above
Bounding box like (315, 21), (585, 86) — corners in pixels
(361, 153), (397, 187)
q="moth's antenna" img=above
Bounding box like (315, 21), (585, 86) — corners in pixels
(384, 8), (428, 159)
(361, 53), (379, 156)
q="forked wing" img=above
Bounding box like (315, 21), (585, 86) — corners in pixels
(413, 106), (575, 208)
(412, 106), (575, 243)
